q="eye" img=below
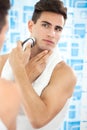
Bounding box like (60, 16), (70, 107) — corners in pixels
(42, 23), (49, 28)
(55, 26), (63, 32)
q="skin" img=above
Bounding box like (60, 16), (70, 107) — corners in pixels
(0, 16), (9, 75)
(0, 79), (20, 130)
(9, 12), (77, 129)
(29, 12), (64, 52)
(0, 15), (21, 130)
(0, 16), (8, 50)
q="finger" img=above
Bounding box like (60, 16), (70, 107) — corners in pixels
(25, 43), (31, 50)
(37, 50), (52, 64)
(23, 42), (31, 51)
(24, 44), (31, 56)
(17, 41), (23, 50)
(34, 50), (49, 61)
(22, 41), (32, 51)
(44, 50), (52, 57)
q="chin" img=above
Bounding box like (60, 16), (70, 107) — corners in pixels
(40, 45), (54, 51)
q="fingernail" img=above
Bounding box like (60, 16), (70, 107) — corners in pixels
(44, 50), (48, 53)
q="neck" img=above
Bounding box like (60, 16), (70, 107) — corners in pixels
(30, 45), (43, 59)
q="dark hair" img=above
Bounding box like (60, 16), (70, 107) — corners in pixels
(0, 0), (11, 32)
(32, 0), (67, 24)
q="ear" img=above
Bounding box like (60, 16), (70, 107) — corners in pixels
(28, 20), (34, 33)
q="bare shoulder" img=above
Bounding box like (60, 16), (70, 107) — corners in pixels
(54, 61), (77, 80)
(56, 61), (76, 81)
(50, 61), (77, 97)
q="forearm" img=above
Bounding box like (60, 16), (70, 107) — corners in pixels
(8, 118), (16, 130)
(13, 66), (50, 128)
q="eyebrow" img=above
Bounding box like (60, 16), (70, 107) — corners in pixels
(42, 21), (63, 30)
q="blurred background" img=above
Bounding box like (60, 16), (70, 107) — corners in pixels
(1, 0), (87, 130)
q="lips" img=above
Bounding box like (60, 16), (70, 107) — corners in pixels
(43, 39), (54, 45)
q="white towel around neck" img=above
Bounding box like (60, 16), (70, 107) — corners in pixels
(1, 46), (69, 130)
(0, 120), (7, 130)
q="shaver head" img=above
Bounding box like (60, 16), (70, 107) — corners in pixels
(22, 37), (35, 50)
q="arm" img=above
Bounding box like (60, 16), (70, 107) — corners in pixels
(9, 45), (77, 128)
(18, 63), (76, 128)
(0, 79), (21, 130)
(8, 118), (16, 130)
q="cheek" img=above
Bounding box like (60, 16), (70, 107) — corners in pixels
(32, 25), (44, 37)
(56, 32), (62, 41)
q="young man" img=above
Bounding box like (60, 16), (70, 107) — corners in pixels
(0, 0), (21, 130)
(4, 0), (77, 130)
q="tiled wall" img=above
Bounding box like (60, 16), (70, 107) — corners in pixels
(2, 0), (87, 130)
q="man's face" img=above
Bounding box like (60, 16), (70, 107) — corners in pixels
(28, 11), (64, 51)
(0, 15), (8, 50)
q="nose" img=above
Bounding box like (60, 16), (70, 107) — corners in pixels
(47, 28), (56, 37)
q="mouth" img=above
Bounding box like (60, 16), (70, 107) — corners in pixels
(42, 39), (55, 45)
